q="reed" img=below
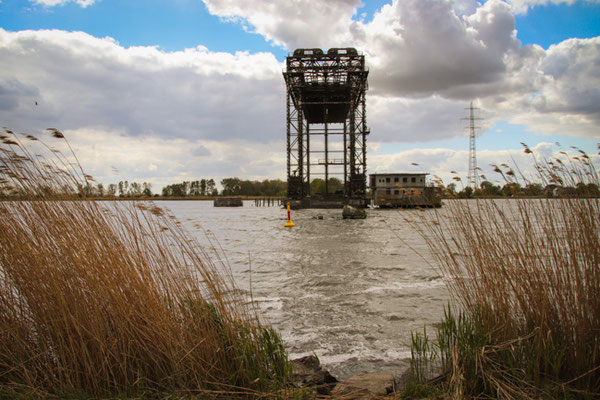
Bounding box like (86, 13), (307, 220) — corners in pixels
(0, 128), (291, 398)
(409, 145), (600, 399)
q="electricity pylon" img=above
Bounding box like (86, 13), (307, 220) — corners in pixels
(462, 102), (482, 189)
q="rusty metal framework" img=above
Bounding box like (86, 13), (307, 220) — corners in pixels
(284, 48), (369, 206)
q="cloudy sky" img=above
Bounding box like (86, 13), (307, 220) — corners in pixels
(1, 0), (599, 191)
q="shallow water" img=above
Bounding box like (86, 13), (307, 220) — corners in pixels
(162, 200), (451, 379)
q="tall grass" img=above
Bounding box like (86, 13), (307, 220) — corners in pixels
(409, 145), (600, 399)
(0, 128), (291, 398)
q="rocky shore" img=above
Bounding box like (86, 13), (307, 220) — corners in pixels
(292, 355), (409, 399)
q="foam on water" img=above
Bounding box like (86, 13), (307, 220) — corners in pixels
(362, 279), (446, 293)
(164, 200), (451, 380)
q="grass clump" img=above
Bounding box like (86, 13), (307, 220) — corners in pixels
(0, 128), (291, 398)
(408, 145), (600, 399)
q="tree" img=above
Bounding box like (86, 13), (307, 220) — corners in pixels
(586, 183), (600, 197)
(501, 182), (522, 197)
(458, 186), (473, 199)
(207, 179), (217, 196)
(262, 179), (286, 196)
(310, 178), (344, 195)
(477, 181), (501, 197)
(444, 183), (457, 198)
(221, 178), (241, 196)
(524, 183), (542, 196)
(543, 184), (558, 198)
(239, 180), (256, 196)
(162, 183), (187, 197)
(107, 183), (117, 196)
(142, 182), (152, 197)
(189, 180), (199, 196)
(129, 182), (142, 197)
(310, 178), (325, 195)
(327, 177), (344, 194)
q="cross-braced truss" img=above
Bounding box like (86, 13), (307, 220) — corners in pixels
(284, 48), (369, 204)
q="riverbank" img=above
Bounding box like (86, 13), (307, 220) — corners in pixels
(2, 131), (598, 398)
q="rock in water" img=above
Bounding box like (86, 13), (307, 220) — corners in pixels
(342, 205), (367, 219)
(291, 355), (338, 395)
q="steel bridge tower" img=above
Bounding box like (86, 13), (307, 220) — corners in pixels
(284, 48), (369, 208)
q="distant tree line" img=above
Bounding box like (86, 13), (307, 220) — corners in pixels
(162, 179), (218, 197)
(219, 177), (345, 197)
(6, 176), (598, 200)
(91, 177), (344, 198)
(61, 175), (600, 200)
(441, 181), (600, 199)
(73, 181), (153, 197)
(219, 178), (286, 197)
(78, 178), (287, 198)
(310, 177), (344, 195)
(65, 178), (286, 198)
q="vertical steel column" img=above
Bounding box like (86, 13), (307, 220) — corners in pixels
(324, 109), (329, 195)
(343, 120), (348, 195)
(306, 123), (310, 196)
(349, 110), (356, 186)
(361, 92), (367, 178)
(297, 106), (304, 197)
(286, 91), (291, 181)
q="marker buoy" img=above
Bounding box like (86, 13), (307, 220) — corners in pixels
(284, 202), (295, 227)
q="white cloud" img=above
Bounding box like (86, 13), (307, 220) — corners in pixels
(368, 95), (471, 143)
(29, 128), (286, 191)
(535, 38), (600, 117)
(202, 0), (360, 49)
(31, 0), (98, 7)
(202, 0), (600, 139)
(0, 28), (290, 186)
(202, 0), (525, 97)
(500, 37), (600, 137)
(369, 0), (518, 98)
(0, 29), (284, 143)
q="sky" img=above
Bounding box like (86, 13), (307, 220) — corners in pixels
(1, 0), (599, 191)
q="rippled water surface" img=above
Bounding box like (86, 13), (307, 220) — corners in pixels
(162, 200), (451, 379)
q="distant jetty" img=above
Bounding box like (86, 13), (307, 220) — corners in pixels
(214, 197), (243, 207)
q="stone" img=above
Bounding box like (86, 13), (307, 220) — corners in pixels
(291, 355), (338, 395)
(342, 205), (367, 219)
(394, 367), (412, 392)
(332, 373), (396, 399)
(213, 197), (243, 207)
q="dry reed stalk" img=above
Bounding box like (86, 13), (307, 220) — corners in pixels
(409, 146), (599, 398)
(0, 129), (290, 398)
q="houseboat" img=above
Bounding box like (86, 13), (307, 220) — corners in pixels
(369, 173), (442, 208)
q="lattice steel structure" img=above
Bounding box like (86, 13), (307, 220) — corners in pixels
(463, 102), (482, 189)
(284, 48), (369, 206)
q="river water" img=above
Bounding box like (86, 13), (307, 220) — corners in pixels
(162, 200), (451, 379)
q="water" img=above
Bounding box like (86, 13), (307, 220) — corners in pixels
(162, 200), (451, 379)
